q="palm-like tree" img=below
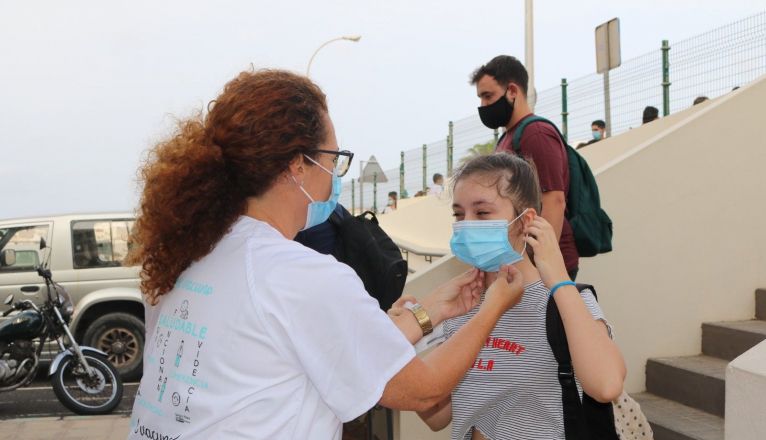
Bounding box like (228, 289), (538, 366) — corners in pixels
(459, 140), (495, 166)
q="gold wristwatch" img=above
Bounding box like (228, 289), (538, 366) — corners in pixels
(406, 302), (433, 336)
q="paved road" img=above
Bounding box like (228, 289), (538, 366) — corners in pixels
(0, 376), (137, 420)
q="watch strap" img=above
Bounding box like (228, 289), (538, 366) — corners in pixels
(406, 302), (433, 336)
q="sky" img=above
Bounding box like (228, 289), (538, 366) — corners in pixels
(2, 0), (763, 219)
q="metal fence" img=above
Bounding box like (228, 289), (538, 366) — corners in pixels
(340, 11), (766, 213)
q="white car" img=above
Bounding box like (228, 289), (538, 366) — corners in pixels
(0, 213), (143, 380)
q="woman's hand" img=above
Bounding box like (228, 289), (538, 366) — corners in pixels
(419, 268), (484, 324)
(481, 264), (524, 313)
(523, 215), (569, 287)
(385, 270), (483, 342)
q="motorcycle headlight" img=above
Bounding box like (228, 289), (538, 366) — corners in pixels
(53, 284), (74, 319)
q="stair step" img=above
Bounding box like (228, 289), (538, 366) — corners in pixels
(757, 288), (766, 320)
(702, 319), (766, 360)
(632, 392), (723, 440)
(645, 355), (727, 417)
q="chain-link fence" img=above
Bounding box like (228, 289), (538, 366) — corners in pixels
(340, 11), (766, 213)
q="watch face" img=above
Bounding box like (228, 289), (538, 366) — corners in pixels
(403, 301), (418, 311)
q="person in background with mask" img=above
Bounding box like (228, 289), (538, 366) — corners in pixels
(126, 69), (526, 440)
(590, 119), (606, 143)
(382, 191), (398, 214)
(470, 55), (579, 280)
(410, 153), (625, 440)
(578, 119), (606, 150)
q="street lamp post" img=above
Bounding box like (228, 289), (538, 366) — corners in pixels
(306, 35), (362, 77)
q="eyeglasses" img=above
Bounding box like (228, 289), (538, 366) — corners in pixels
(314, 149), (354, 177)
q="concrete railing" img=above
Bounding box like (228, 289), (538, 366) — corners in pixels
(726, 340), (766, 439)
(378, 195), (452, 259)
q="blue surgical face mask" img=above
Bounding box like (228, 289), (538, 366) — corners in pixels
(293, 155), (341, 231)
(449, 209), (528, 272)
(592, 130), (602, 141)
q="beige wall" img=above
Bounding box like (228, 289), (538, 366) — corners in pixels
(578, 75), (766, 392)
(387, 76), (766, 438)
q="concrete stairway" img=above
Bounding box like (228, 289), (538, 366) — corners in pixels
(633, 289), (766, 440)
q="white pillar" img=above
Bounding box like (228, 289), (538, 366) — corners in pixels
(524, 0), (535, 110)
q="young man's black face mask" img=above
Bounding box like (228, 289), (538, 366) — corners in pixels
(478, 89), (514, 129)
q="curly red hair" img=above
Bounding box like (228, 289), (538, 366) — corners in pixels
(128, 70), (328, 304)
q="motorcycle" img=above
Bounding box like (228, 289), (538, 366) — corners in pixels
(0, 239), (123, 415)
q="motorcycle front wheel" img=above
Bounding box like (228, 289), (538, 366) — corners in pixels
(51, 352), (124, 415)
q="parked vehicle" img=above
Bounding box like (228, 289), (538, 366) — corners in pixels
(0, 241), (123, 414)
(0, 213), (144, 380)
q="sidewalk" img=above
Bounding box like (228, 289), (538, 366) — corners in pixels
(0, 414), (130, 440)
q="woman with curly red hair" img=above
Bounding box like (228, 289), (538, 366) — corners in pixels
(126, 69), (524, 439)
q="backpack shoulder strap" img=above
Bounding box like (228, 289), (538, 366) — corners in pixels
(547, 284), (595, 439)
(576, 283), (597, 301)
(328, 204), (353, 227)
(510, 115), (554, 152)
(496, 131), (507, 151)
(546, 298), (583, 439)
(328, 210), (343, 227)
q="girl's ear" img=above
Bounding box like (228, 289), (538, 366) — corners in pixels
(508, 208), (534, 249)
(522, 208), (537, 227)
(509, 208), (535, 242)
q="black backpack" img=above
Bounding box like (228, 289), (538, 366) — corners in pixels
(546, 284), (619, 440)
(329, 210), (408, 311)
(510, 116), (613, 257)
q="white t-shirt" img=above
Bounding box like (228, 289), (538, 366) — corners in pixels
(443, 280), (612, 440)
(431, 184), (444, 197)
(128, 216), (415, 440)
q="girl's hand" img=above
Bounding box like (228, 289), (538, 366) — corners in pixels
(523, 215), (569, 287)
